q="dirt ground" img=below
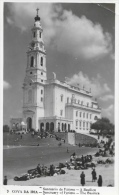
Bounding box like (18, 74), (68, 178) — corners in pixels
(7, 164), (114, 186)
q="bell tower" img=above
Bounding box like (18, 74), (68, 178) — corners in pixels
(22, 9), (46, 131)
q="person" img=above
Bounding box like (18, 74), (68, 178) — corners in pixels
(81, 155), (84, 167)
(97, 175), (103, 186)
(91, 168), (97, 182)
(3, 176), (7, 185)
(37, 164), (41, 175)
(67, 147), (69, 153)
(80, 171), (85, 186)
(50, 164), (55, 176)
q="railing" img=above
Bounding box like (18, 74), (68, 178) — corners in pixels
(66, 102), (101, 111)
(45, 79), (91, 95)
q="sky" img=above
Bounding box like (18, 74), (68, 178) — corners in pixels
(3, 2), (115, 125)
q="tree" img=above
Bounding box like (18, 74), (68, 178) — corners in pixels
(91, 117), (114, 135)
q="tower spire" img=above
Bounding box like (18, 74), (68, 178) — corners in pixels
(34, 8), (40, 21)
(36, 8), (39, 15)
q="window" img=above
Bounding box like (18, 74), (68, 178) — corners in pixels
(41, 80), (43, 82)
(87, 113), (88, 119)
(78, 100), (80, 104)
(39, 32), (41, 38)
(30, 72), (32, 74)
(30, 56), (34, 67)
(60, 110), (63, 116)
(81, 101), (83, 105)
(76, 120), (78, 127)
(90, 114), (92, 119)
(83, 113), (85, 118)
(87, 122), (88, 128)
(76, 111), (78, 117)
(87, 102), (89, 107)
(83, 121), (85, 128)
(41, 89), (43, 94)
(94, 116), (98, 120)
(80, 112), (82, 117)
(67, 97), (69, 103)
(33, 32), (35, 37)
(41, 72), (43, 75)
(41, 57), (43, 66)
(28, 90), (32, 103)
(61, 95), (63, 102)
(79, 121), (82, 127)
(41, 97), (43, 102)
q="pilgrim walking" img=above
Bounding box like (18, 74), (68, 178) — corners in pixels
(80, 171), (85, 186)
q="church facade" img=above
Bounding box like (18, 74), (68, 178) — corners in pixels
(20, 11), (101, 134)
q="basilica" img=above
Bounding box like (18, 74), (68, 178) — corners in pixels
(11, 10), (101, 134)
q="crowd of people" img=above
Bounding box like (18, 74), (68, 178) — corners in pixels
(4, 146), (114, 187)
(12, 153), (105, 187)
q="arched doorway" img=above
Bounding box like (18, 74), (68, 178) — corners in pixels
(50, 122), (54, 132)
(40, 123), (44, 132)
(46, 122), (49, 131)
(62, 123), (64, 131)
(58, 122), (60, 132)
(27, 117), (32, 131)
(64, 123), (67, 131)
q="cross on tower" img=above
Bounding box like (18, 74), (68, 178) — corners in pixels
(36, 8), (39, 15)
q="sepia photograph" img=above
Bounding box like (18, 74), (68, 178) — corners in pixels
(2, 1), (117, 191)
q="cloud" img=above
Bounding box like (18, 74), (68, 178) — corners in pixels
(67, 71), (111, 97)
(100, 94), (114, 101)
(6, 3), (112, 59)
(6, 17), (14, 25)
(3, 81), (11, 90)
(110, 53), (115, 60)
(102, 104), (114, 118)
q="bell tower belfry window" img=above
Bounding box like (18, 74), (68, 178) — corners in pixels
(30, 56), (34, 67)
(41, 57), (43, 66)
(26, 8), (47, 80)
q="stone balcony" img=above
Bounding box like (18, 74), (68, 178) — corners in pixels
(66, 102), (101, 112)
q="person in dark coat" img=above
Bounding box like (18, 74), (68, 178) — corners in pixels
(92, 168), (97, 182)
(81, 155), (84, 167)
(80, 171), (85, 186)
(37, 164), (41, 175)
(3, 176), (7, 185)
(97, 175), (103, 186)
(50, 164), (55, 176)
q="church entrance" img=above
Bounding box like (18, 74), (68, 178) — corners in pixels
(68, 124), (70, 131)
(40, 123), (44, 132)
(27, 117), (32, 130)
(50, 122), (54, 133)
(46, 122), (49, 131)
